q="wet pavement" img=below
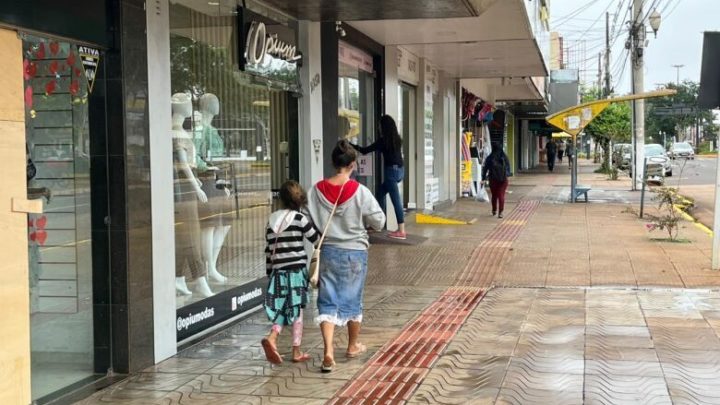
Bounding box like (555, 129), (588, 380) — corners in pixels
(76, 169), (720, 405)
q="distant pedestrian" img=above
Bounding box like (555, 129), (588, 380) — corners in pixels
(262, 180), (320, 365)
(307, 140), (386, 373)
(567, 140), (575, 169)
(482, 142), (512, 218)
(558, 140), (566, 163)
(546, 139), (558, 172)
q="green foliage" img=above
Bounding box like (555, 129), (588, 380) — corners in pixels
(646, 81), (719, 144)
(581, 86), (632, 172)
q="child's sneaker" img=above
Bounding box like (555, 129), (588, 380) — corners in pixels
(388, 231), (407, 240)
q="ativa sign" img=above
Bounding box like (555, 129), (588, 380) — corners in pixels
(245, 21), (301, 67)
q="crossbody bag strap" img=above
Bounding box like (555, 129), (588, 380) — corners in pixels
(315, 182), (346, 251)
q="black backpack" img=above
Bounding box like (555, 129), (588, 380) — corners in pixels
(488, 154), (507, 182)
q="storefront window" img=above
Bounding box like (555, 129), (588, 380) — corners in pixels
(170, 1), (296, 339)
(338, 41), (375, 191)
(23, 33), (95, 400)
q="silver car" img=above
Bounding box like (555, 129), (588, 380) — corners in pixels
(644, 143), (672, 178)
(669, 142), (695, 160)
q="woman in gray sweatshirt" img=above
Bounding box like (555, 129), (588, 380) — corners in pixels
(306, 140), (386, 372)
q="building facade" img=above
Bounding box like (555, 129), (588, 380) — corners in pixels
(0, 0), (549, 403)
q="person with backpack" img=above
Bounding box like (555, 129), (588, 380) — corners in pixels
(481, 142), (512, 218)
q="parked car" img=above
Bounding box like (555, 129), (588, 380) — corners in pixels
(644, 143), (672, 178)
(669, 142), (695, 160)
(612, 143), (632, 169)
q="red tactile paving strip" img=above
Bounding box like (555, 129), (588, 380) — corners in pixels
(328, 201), (540, 404)
(456, 200), (541, 287)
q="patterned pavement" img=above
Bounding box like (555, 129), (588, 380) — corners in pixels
(76, 172), (720, 405)
(410, 288), (720, 405)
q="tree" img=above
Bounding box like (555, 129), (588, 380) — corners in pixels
(646, 80), (719, 147)
(582, 87), (632, 172)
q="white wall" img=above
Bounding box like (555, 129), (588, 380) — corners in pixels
(147, 0), (177, 362)
(297, 21), (324, 188)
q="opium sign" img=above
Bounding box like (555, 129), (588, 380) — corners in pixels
(245, 21), (301, 67)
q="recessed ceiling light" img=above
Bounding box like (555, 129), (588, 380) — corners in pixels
(208, 1), (220, 5)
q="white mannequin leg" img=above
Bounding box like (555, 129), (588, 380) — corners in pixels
(201, 227), (226, 283)
(209, 225), (231, 281)
(194, 276), (214, 297)
(175, 276), (192, 295)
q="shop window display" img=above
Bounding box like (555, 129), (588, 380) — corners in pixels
(170, 1), (294, 311)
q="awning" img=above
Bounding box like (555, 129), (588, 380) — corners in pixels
(552, 132), (571, 138)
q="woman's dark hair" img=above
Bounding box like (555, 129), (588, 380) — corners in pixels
(379, 115), (402, 154)
(491, 142), (502, 153)
(279, 180), (307, 211)
(332, 140), (358, 169)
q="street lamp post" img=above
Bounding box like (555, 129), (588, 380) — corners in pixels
(672, 64), (684, 86)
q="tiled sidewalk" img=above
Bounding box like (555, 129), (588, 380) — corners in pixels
(410, 288), (720, 405)
(76, 170), (720, 405)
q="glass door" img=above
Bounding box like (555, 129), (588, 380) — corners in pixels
(23, 33), (101, 401)
(338, 41), (376, 193)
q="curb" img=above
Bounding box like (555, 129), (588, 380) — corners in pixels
(668, 189), (713, 237)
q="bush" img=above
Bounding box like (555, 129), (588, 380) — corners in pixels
(644, 187), (693, 241)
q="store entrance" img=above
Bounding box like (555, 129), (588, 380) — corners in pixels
(23, 33), (110, 401)
(338, 41), (377, 193)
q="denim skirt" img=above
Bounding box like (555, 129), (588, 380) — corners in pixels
(316, 245), (368, 326)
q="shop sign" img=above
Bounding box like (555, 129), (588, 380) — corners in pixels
(245, 21), (301, 67)
(397, 47), (419, 85)
(357, 155), (373, 176)
(78, 46), (100, 94)
(237, 7), (299, 86)
(176, 278), (266, 341)
(339, 41), (373, 73)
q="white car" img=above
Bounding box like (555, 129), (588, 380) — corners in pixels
(644, 143), (672, 178)
(669, 142), (695, 160)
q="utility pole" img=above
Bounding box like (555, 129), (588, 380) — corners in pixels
(672, 64), (684, 86)
(598, 52), (603, 93)
(604, 11), (611, 97)
(630, 0), (645, 190)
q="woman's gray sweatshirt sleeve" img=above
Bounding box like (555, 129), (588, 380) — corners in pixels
(360, 186), (386, 231)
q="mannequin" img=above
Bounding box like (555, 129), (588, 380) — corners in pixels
(195, 93), (231, 284)
(172, 93), (214, 298)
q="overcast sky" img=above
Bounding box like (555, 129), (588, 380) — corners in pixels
(550, 0), (720, 93)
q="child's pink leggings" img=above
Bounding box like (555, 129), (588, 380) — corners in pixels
(271, 309), (304, 347)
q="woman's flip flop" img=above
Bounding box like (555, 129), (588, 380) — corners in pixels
(346, 343), (367, 359)
(261, 338), (283, 365)
(292, 353), (312, 363)
(321, 359), (335, 373)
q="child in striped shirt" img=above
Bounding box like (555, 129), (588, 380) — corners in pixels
(261, 180), (320, 365)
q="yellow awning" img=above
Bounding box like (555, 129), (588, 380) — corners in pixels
(546, 89), (677, 139)
(552, 132), (571, 138)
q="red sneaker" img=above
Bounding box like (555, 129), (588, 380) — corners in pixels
(387, 231), (407, 240)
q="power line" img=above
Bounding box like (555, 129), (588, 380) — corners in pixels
(551, 0), (602, 26)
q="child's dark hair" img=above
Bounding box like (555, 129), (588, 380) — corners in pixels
(332, 140), (357, 169)
(279, 180), (307, 211)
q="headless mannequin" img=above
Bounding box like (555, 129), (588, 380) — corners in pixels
(197, 93), (230, 284)
(172, 93), (214, 298)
